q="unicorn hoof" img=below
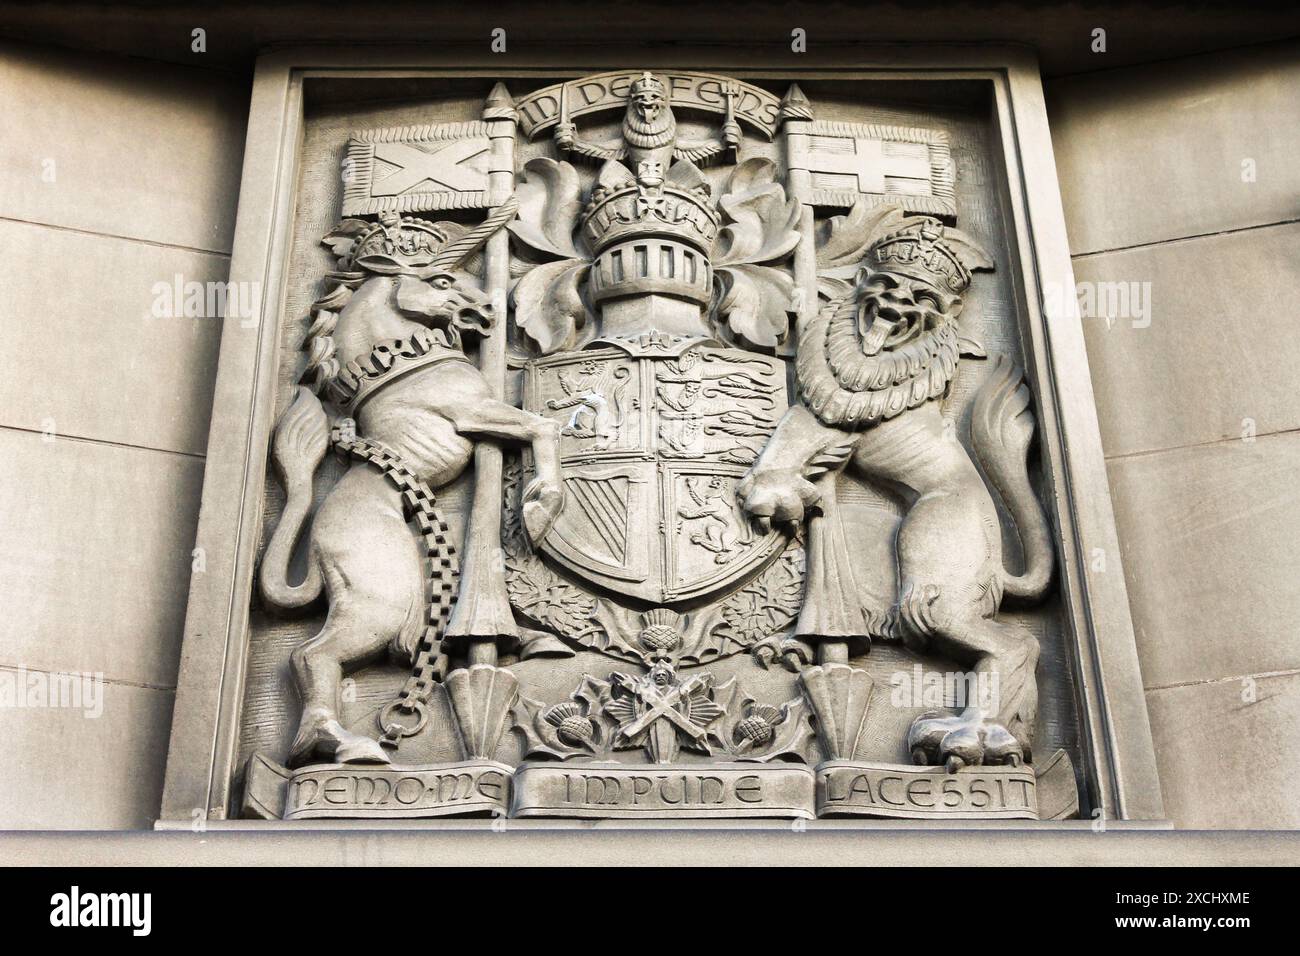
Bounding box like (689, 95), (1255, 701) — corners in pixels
(522, 484), (564, 544)
(334, 733), (391, 765)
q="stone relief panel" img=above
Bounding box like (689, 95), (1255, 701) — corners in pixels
(237, 71), (1083, 823)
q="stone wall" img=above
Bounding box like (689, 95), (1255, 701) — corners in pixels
(1, 34), (1296, 829)
(0, 41), (249, 827)
(1046, 38), (1300, 828)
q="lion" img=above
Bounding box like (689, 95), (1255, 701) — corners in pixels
(259, 211), (565, 766)
(737, 208), (1054, 771)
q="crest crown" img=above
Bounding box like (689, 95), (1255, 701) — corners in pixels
(631, 71), (666, 98)
(869, 217), (972, 293)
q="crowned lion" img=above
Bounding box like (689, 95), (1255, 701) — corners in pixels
(738, 205), (1054, 771)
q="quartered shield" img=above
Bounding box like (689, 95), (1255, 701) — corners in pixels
(524, 335), (789, 605)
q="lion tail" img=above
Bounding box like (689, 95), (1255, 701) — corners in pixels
(970, 355), (1055, 602)
(259, 387), (328, 611)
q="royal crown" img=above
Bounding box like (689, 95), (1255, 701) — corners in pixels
(631, 71), (666, 98)
(868, 217), (972, 293)
(346, 213), (451, 276)
(580, 181), (720, 254)
(580, 183), (720, 307)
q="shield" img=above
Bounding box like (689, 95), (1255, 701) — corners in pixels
(525, 336), (789, 604)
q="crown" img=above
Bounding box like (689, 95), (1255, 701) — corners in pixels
(581, 180), (719, 307)
(868, 217), (972, 293)
(346, 213), (451, 276)
(631, 71), (666, 97)
(581, 182), (720, 255)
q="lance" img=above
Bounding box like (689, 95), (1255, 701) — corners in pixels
(443, 82), (520, 666)
(779, 84), (851, 667)
(780, 83), (817, 351)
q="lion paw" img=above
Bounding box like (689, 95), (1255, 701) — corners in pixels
(752, 635), (814, 672)
(907, 708), (1024, 773)
(737, 469), (821, 529)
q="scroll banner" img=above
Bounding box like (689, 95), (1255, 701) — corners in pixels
(242, 754), (512, 820)
(787, 120), (957, 218)
(342, 121), (496, 217)
(816, 749), (1079, 820)
(515, 71), (782, 139)
(512, 762), (816, 819)
(241, 751), (1077, 821)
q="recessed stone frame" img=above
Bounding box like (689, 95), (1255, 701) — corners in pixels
(157, 45), (1163, 830)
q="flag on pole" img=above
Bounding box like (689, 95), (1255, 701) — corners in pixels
(788, 121), (956, 220)
(342, 121), (496, 216)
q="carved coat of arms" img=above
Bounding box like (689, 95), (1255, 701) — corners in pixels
(244, 70), (1079, 824)
(526, 338), (786, 603)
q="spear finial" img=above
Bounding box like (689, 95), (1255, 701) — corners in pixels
(483, 81), (517, 122)
(779, 83), (813, 125)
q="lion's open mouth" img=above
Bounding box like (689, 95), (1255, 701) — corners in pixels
(857, 295), (931, 355)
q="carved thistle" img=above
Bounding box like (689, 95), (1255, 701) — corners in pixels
(243, 71), (1078, 825)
